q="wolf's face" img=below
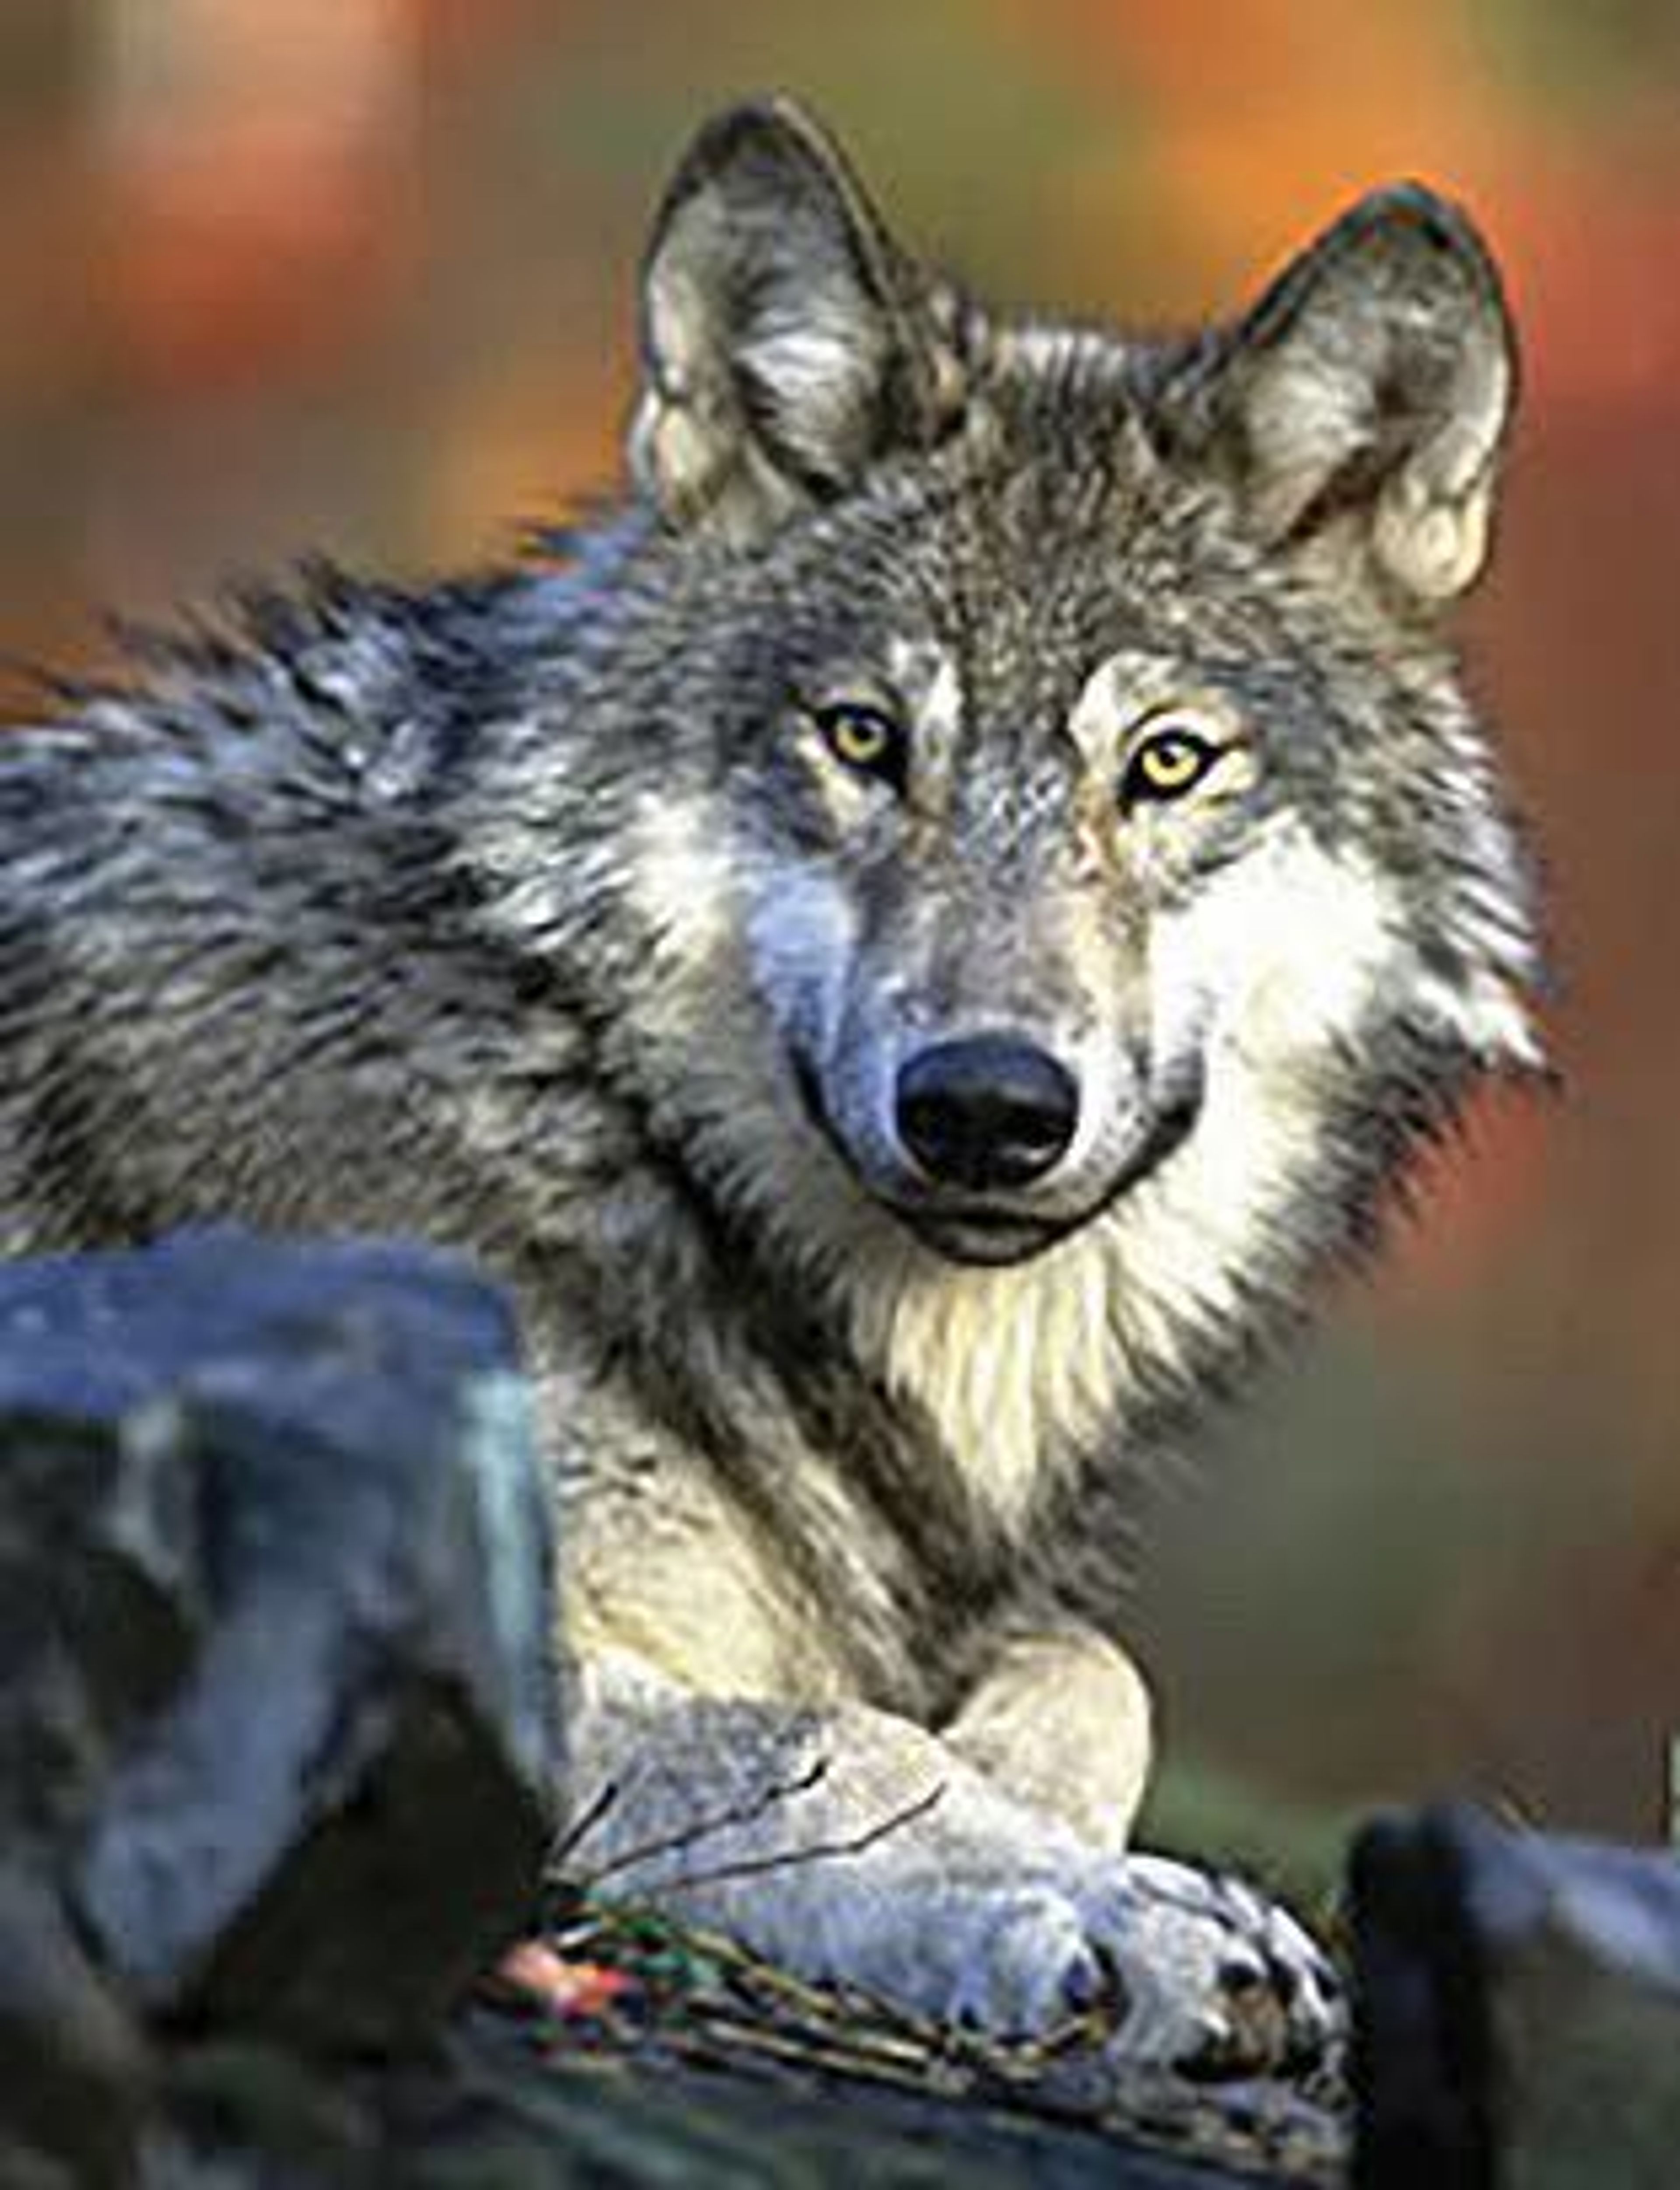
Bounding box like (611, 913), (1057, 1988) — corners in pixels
(724, 440), (1307, 1265)
(518, 102), (1540, 1295)
(759, 658), (1217, 1265)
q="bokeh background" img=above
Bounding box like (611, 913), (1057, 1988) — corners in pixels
(4, 0), (1677, 1854)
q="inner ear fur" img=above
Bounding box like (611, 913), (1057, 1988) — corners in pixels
(1168, 185), (1516, 610)
(631, 97), (963, 543)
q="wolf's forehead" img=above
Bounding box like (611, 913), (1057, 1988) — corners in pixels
(870, 456), (1208, 691)
(870, 545), (1114, 748)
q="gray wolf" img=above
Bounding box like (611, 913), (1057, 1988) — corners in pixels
(0, 99), (1541, 2067)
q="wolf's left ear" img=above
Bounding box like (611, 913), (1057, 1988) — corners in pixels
(1169, 186), (1515, 610)
(630, 98), (962, 543)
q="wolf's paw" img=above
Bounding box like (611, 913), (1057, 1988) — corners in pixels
(940, 1884), (1108, 2035)
(937, 1861), (1342, 2074)
(1075, 1854), (1344, 2074)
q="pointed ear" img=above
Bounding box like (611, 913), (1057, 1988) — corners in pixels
(1169, 186), (1516, 610)
(630, 98), (963, 543)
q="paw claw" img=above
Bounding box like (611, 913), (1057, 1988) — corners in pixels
(1218, 1954), (1271, 1998)
(1060, 1947), (1105, 2014)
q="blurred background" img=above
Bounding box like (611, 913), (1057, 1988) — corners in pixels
(2, 0), (1676, 1855)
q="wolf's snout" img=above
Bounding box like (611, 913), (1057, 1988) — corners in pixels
(895, 1035), (1079, 1192)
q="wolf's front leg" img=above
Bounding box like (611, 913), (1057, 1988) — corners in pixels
(944, 1628), (1155, 1852)
(566, 1645), (1340, 2071)
(952, 1629), (1341, 2066)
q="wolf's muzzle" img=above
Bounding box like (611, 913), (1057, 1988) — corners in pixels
(895, 1034), (1079, 1192)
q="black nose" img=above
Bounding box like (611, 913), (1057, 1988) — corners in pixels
(895, 1034), (1080, 1192)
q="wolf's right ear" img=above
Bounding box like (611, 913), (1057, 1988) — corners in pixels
(1166, 185), (1516, 612)
(630, 99), (963, 543)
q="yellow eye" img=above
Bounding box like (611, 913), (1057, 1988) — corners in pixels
(1120, 722), (1222, 807)
(813, 702), (906, 787)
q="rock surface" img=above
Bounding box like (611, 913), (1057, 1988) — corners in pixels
(143, 2010), (1327, 2188)
(1352, 1803), (1680, 2189)
(0, 1231), (560, 2183)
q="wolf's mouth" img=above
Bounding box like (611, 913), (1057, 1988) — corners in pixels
(791, 1048), (1202, 1268)
(885, 1209), (1075, 1267)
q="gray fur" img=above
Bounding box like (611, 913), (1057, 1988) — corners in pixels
(0, 100), (1541, 2063)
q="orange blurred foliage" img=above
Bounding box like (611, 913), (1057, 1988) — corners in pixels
(96, 0), (420, 392)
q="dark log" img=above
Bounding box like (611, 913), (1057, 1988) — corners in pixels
(1352, 1802), (1680, 2189)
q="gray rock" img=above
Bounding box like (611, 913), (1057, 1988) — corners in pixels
(1351, 1803), (1680, 2190)
(0, 1231), (560, 2058)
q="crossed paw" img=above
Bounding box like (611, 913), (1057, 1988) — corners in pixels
(574, 1673), (1343, 2078)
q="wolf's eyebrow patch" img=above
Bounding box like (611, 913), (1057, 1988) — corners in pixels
(883, 636), (963, 775)
(1063, 651), (1228, 768)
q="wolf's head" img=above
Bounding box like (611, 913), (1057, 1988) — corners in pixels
(582, 101), (1542, 1277)
(466, 102), (1542, 1490)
